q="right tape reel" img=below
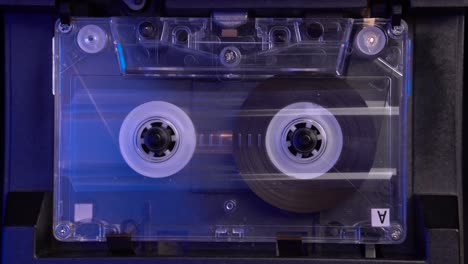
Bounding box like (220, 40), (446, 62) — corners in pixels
(233, 77), (377, 213)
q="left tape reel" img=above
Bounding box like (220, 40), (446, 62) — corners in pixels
(119, 101), (196, 178)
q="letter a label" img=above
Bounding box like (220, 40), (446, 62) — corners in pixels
(371, 208), (390, 227)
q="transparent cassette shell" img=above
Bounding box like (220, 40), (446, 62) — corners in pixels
(53, 16), (410, 243)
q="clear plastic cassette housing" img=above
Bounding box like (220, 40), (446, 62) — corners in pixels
(53, 17), (410, 243)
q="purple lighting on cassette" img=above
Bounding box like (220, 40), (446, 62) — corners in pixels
(53, 16), (410, 244)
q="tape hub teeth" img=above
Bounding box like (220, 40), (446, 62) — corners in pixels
(136, 119), (179, 161)
(282, 119), (326, 162)
(290, 127), (319, 153)
(142, 125), (175, 156)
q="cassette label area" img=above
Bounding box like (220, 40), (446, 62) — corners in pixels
(53, 17), (410, 243)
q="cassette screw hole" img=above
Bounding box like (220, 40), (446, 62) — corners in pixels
(220, 46), (241, 67)
(55, 223), (72, 239)
(224, 50), (237, 63)
(306, 22), (324, 39)
(391, 25), (405, 36)
(58, 23), (72, 34)
(139, 21), (157, 39)
(224, 200), (237, 212)
(390, 226), (403, 241)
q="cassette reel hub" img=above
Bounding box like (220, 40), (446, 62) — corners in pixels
(283, 119), (326, 162)
(137, 119), (178, 161)
(266, 102), (342, 180)
(119, 101), (196, 178)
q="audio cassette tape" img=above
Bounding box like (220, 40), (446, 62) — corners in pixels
(53, 16), (410, 243)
